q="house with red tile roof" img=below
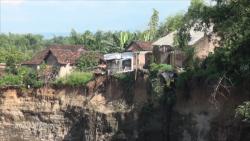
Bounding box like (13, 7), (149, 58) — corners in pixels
(126, 41), (153, 69)
(22, 45), (87, 77)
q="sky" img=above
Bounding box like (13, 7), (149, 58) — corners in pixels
(0, 0), (191, 38)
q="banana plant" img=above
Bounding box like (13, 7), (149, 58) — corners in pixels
(143, 31), (151, 41)
(120, 31), (129, 49)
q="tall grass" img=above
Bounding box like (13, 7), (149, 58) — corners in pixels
(55, 71), (93, 87)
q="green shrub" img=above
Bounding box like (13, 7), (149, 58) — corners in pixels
(113, 73), (133, 83)
(235, 101), (250, 122)
(17, 66), (44, 88)
(150, 63), (173, 72)
(0, 74), (22, 87)
(54, 71), (93, 87)
(76, 52), (100, 71)
(149, 63), (173, 78)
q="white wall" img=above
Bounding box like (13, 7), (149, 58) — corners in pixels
(58, 64), (73, 78)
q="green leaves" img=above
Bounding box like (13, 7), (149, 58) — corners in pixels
(147, 9), (159, 41)
(54, 72), (93, 87)
(149, 63), (173, 78)
(157, 12), (185, 37)
(0, 74), (22, 87)
(76, 52), (100, 71)
(174, 0), (250, 85)
(236, 101), (250, 122)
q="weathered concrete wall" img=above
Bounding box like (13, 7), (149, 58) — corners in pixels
(193, 35), (218, 60)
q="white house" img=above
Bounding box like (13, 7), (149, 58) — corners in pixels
(103, 52), (134, 74)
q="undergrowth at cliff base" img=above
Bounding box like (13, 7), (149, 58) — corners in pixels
(235, 101), (250, 122)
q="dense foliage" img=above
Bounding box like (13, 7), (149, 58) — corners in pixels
(0, 33), (45, 64)
(157, 12), (184, 37)
(0, 74), (22, 87)
(149, 63), (173, 78)
(0, 66), (43, 88)
(175, 0), (250, 86)
(76, 52), (100, 71)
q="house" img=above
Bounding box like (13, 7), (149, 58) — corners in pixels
(103, 52), (134, 75)
(152, 28), (217, 68)
(22, 45), (87, 77)
(126, 41), (153, 69)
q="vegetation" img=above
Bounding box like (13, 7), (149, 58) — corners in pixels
(20, 67), (44, 88)
(147, 8), (159, 41)
(76, 52), (100, 71)
(0, 8), (187, 66)
(54, 72), (93, 87)
(150, 63), (173, 72)
(1, 0), (249, 98)
(0, 66), (43, 88)
(149, 63), (173, 78)
(157, 12), (184, 37)
(0, 33), (45, 64)
(0, 74), (22, 87)
(174, 0), (250, 86)
(236, 101), (250, 122)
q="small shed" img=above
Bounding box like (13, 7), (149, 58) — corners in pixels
(104, 52), (134, 74)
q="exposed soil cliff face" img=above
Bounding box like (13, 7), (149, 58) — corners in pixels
(175, 81), (250, 141)
(135, 83), (250, 141)
(0, 76), (148, 141)
(0, 75), (249, 141)
(0, 88), (116, 141)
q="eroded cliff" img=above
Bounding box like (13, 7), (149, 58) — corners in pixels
(0, 75), (249, 141)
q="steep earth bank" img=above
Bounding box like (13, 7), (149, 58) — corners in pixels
(0, 75), (249, 141)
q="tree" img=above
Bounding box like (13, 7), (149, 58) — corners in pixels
(70, 29), (84, 45)
(5, 47), (26, 74)
(157, 12), (184, 37)
(148, 9), (159, 41)
(76, 52), (100, 71)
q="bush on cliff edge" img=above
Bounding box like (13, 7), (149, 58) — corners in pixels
(54, 71), (93, 87)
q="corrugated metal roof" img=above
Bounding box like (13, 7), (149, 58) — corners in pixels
(104, 52), (133, 61)
(104, 53), (121, 60)
(152, 31), (177, 46)
(153, 28), (205, 47)
(188, 29), (205, 45)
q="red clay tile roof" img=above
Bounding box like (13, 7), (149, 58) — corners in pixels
(127, 41), (153, 51)
(22, 45), (86, 65)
